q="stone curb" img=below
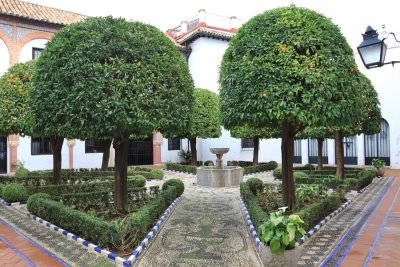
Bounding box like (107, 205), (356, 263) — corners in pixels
(1, 196), (181, 267)
(239, 198), (261, 249)
(295, 199), (352, 246)
(125, 196), (181, 266)
(239, 197), (352, 249)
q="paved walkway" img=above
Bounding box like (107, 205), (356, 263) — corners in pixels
(134, 171), (274, 266)
(339, 169), (400, 267)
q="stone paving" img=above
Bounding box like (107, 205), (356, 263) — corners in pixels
(134, 171), (275, 266)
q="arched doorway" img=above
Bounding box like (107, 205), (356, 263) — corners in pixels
(364, 119), (390, 166)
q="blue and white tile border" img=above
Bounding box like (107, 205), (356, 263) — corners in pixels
(239, 198), (261, 249)
(239, 197), (352, 249)
(1, 196), (181, 266)
(0, 198), (26, 206)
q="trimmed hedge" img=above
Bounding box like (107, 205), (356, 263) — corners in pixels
(15, 167), (30, 177)
(357, 170), (376, 190)
(296, 177), (343, 189)
(243, 161), (278, 174)
(27, 186), (180, 249)
(240, 183), (268, 230)
(294, 171), (308, 179)
(162, 179), (184, 196)
(203, 160), (214, 166)
(2, 183), (28, 202)
(297, 195), (340, 231)
(150, 169), (164, 180)
(273, 168), (282, 179)
(245, 178), (264, 195)
(164, 162), (197, 174)
(60, 191), (110, 211)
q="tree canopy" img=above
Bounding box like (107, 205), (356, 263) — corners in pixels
(219, 6), (362, 208)
(0, 61), (35, 136)
(31, 16), (194, 140)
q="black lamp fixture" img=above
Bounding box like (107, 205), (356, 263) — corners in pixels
(357, 25), (400, 69)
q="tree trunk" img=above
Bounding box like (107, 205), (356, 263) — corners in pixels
(189, 137), (197, 166)
(101, 139), (112, 171)
(317, 137), (324, 171)
(113, 135), (129, 212)
(253, 137), (259, 166)
(281, 121), (296, 210)
(51, 136), (64, 184)
(335, 131), (345, 179)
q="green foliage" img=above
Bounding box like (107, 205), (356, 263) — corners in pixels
(259, 208), (306, 254)
(343, 178), (358, 190)
(164, 162), (197, 174)
(186, 88), (221, 139)
(31, 16), (194, 140)
(295, 184), (326, 206)
(2, 183), (28, 202)
(219, 6), (361, 130)
(297, 195), (340, 230)
(0, 61), (35, 136)
(0, 184), (3, 197)
(131, 175), (146, 187)
(293, 171), (308, 179)
(304, 164), (315, 171)
(27, 193), (51, 212)
(162, 179), (184, 196)
(178, 149), (191, 161)
(60, 191), (110, 211)
(240, 183), (268, 230)
(230, 124), (279, 139)
(243, 161), (278, 174)
(15, 167), (30, 177)
(357, 170), (376, 190)
(203, 160), (214, 166)
(372, 159), (385, 169)
(245, 178), (264, 195)
(273, 168), (282, 179)
(150, 169), (164, 180)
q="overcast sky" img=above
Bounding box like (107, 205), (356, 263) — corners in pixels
(24, 0), (400, 50)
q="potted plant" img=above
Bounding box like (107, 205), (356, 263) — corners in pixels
(372, 158), (385, 176)
(178, 149), (191, 164)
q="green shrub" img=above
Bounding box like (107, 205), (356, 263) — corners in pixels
(240, 183), (268, 230)
(2, 183), (28, 202)
(61, 191), (110, 211)
(357, 170), (376, 190)
(130, 175), (146, 187)
(343, 178), (358, 190)
(266, 161), (278, 170)
(227, 160), (239, 166)
(294, 171), (308, 179)
(204, 160), (214, 166)
(273, 168), (282, 179)
(130, 171), (151, 179)
(162, 179), (184, 196)
(150, 169), (164, 180)
(245, 178), (264, 195)
(27, 193), (51, 211)
(304, 164), (315, 171)
(164, 162), (197, 174)
(297, 195), (340, 230)
(15, 167), (30, 177)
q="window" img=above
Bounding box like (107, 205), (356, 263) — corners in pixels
(32, 47), (43, 59)
(241, 138), (254, 150)
(85, 139), (106, 153)
(31, 137), (52, 155)
(168, 138), (181, 150)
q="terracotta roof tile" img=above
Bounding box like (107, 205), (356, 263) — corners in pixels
(0, 0), (87, 25)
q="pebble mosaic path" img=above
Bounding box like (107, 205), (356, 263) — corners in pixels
(134, 171), (273, 266)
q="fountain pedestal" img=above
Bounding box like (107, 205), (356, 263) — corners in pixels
(196, 148), (243, 187)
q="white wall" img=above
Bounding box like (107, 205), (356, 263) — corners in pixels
(19, 38), (48, 62)
(72, 140), (103, 169)
(17, 136), (69, 171)
(0, 38), (9, 75)
(188, 38), (228, 92)
(161, 138), (190, 163)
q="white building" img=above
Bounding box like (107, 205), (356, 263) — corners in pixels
(1, 2), (399, 174)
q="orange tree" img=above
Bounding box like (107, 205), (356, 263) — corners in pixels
(219, 6), (362, 209)
(0, 61), (35, 137)
(30, 17), (194, 211)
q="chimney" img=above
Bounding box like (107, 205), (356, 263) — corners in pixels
(230, 16), (238, 31)
(180, 20), (188, 34)
(199, 9), (206, 24)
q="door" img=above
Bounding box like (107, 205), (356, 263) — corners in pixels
(308, 138), (328, 164)
(128, 137), (153, 166)
(0, 137), (7, 173)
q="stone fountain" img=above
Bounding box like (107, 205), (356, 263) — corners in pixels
(196, 148), (243, 187)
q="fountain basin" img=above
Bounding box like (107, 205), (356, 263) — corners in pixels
(197, 166), (243, 187)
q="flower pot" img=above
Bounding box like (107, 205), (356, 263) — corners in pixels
(376, 167), (385, 177)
